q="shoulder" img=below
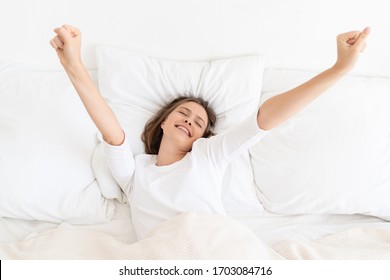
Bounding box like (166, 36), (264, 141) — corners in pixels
(191, 137), (210, 151)
(135, 153), (155, 164)
(190, 137), (215, 161)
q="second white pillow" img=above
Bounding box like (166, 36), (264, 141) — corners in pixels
(251, 69), (390, 219)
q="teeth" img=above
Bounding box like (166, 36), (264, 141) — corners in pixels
(177, 126), (190, 136)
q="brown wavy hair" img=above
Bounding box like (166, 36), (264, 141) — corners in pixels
(141, 96), (216, 154)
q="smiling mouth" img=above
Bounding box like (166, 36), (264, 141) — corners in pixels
(175, 125), (191, 137)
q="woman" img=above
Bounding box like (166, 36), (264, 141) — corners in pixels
(50, 25), (370, 240)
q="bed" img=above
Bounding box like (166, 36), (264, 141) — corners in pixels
(1, 0), (390, 261)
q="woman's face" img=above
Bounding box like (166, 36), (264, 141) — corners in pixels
(161, 101), (209, 151)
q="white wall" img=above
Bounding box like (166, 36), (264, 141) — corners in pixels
(1, 0), (389, 76)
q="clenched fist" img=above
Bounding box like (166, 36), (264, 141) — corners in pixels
(333, 27), (370, 74)
(50, 25), (82, 68)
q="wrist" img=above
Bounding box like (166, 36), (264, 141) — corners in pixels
(63, 60), (85, 75)
(329, 63), (350, 77)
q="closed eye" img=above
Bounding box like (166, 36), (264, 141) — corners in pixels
(177, 106), (206, 128)
(179, 111), (201, 127)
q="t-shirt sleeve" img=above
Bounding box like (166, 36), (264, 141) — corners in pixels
(98, 132), (135, 196)
(193, 110), (269, 170)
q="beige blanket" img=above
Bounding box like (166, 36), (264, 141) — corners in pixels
(1, 212), (389, 260)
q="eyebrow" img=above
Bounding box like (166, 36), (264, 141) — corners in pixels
(179, 107), (206, 126)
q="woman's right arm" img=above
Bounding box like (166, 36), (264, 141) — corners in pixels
(50, 25), (124, 146)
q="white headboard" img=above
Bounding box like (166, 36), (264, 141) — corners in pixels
(1, 0), (388, 76)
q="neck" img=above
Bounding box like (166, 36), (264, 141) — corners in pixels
(156, 138), (188, 166)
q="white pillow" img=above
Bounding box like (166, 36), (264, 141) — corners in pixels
(95, 46), (266, 213)
(0, 62), (115, 224)
(250, 68), (390, 219)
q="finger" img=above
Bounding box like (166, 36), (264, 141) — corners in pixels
(362, 26), (371, 35)
(338, 30), (360, 42)
(54, 26), (72, 43)
(354, 26), (371, 49)
(52, 36), (64, 49)
(63, 24), (81, 37)
(55, 48), (63, 56)
(50, 37), (64, 50)
(50, 39), (59, 49)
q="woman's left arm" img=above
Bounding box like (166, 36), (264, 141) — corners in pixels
(258, 27), (370, 131)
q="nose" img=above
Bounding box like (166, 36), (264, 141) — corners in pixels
(184, 119), (192, 126)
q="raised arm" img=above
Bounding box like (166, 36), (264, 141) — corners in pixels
(50, 25), (125, 145)
(257, 27), (371, 131)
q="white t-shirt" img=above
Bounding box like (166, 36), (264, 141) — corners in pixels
(101, 112), (268, 240)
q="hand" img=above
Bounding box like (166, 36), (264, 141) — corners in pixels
(333, 27), (370, 75)
(50, 25), (82, 68)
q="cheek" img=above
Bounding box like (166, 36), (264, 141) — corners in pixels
(196, 127), (207, 138)
(161, 120), (168, 130)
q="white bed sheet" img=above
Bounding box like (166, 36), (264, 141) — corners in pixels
(0, 202), (136, 245)
(230, 212), (390, 246)
(2, 201), (389, 248)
